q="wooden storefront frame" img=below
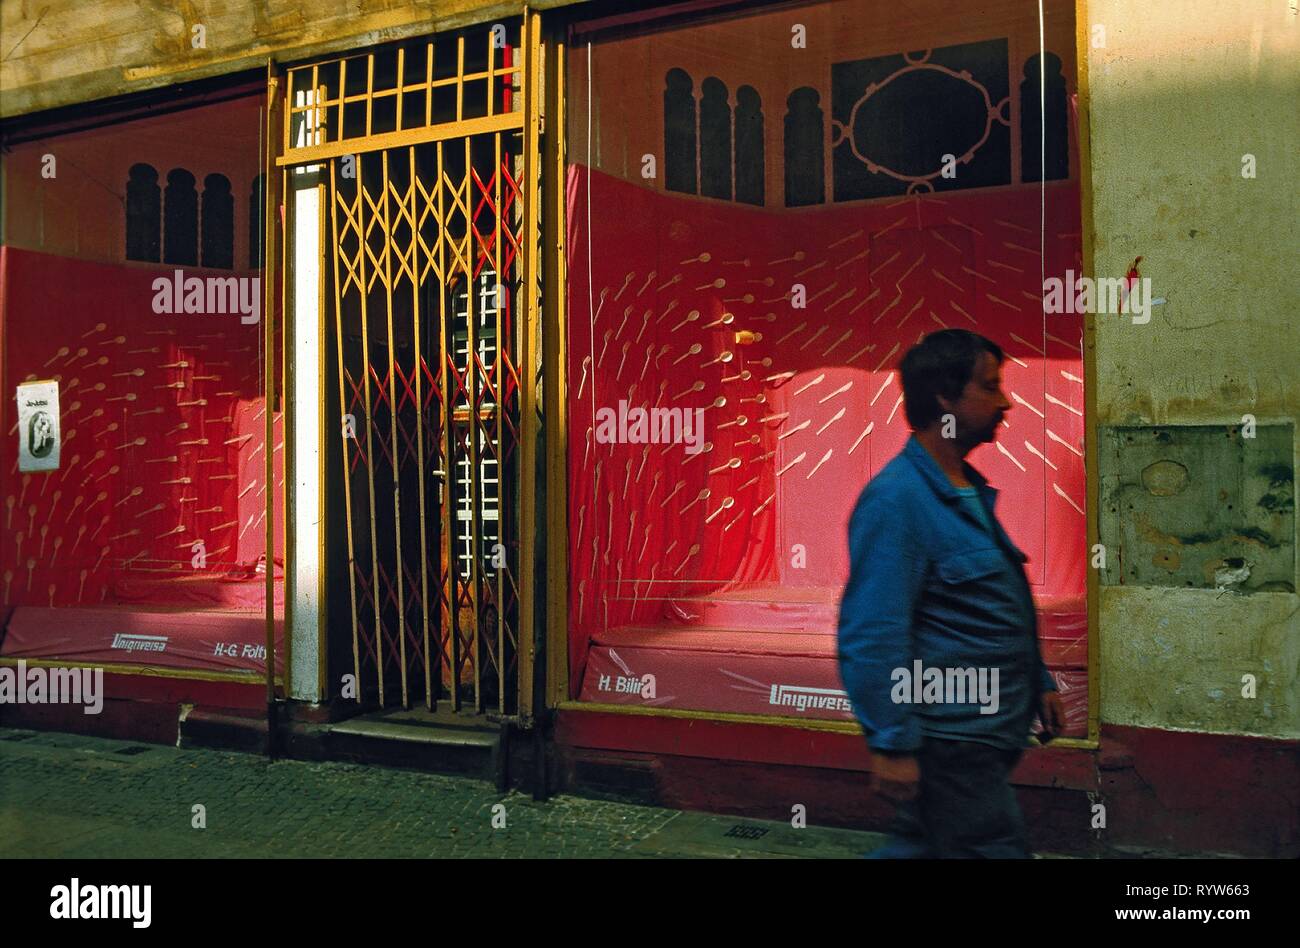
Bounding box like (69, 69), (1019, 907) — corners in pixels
(543, 0), (1102, 752)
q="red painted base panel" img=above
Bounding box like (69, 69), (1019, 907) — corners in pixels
(556, 709), (1300, 857)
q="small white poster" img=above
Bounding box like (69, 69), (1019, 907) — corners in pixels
(17, 379), (61, 472)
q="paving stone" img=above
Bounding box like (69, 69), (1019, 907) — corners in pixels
(0, 726), (685, 858)
(0, 726), (1169, 858)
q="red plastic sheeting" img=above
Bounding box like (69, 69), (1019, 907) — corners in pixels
(565, 165), (1087, 719)
(578, 594), (1087, 737)
(579, 643), (1088, 737)
(113, 571), (285, 610)
(1, 606), (283, 676)
(0, 247), (285, 612)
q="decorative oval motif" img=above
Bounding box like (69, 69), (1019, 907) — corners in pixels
(840, 58), (1005, 187)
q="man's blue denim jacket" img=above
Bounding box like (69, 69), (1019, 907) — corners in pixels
(836, 436), (1056, 753)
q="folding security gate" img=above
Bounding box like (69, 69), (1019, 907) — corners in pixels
(279, 15), (542, 715)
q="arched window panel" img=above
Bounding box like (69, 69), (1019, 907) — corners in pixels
(664, 68), (698, 194)
(201, 173), (234, 270)
(831, 39), (1011, 201)
(1021, 52), (1070, 182)
(784, 87), (824, 207)
(699, 77), (733, 200)
(163, 167), (198, 266)
(734, 85), (764, 206)
(125, 163), (161, 262)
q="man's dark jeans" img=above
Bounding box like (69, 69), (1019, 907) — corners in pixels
(867, 737), (1030, 859)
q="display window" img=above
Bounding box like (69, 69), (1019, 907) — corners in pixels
(564, 0), (1088, 735)
(1, 92), (285, 678)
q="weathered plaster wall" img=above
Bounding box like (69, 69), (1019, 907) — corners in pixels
(1087, 1), (1299, 737)
(0, 0), (589, 119)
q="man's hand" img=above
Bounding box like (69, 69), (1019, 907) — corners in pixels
(870, 752), (920, 802)
(1038, 691), (1066, 742)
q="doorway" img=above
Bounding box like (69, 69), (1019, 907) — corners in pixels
(281, 20), (538, 715)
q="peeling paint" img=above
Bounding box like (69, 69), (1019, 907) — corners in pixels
(1102, 424), (1294, 592)
(1142, 459), (1190, 496)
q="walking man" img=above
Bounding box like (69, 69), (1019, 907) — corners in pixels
(837, 329), (1066, 858)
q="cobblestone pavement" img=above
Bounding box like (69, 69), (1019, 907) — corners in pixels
(0, 727), (886, 859)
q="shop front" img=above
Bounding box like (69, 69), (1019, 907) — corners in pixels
(2, 11), (552, 735)
(7, 0), (1299, 859)
(548, 0), (1097, 806)
(0, 80), (285, 734)
(3, 0), (1096, 770)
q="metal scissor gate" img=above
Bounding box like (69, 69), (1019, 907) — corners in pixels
(279, 15), (542, 715)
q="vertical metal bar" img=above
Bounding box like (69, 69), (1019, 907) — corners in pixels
(311, 64), (321, 148)
(317, 177), (330, 699)
(396, 47), (406, 132)
(425, 42), (433, 128)
(486, 24), (496, 118)
(381, 150), (410, 707)
(338, 58), (347, 143)
(329, 159), (363, 699)
(437, 139), (459, 711)
(493, 126), (505, 715)
(263, 66), (282, 741)
(494, 14), (518, 714)
(464, 132), (483, 713)
(409, 145), (434, 710)
(542, 32), (569, 714)
(356, 153), (386, 706)
(281, 152), (292, 687)
(456, 33), (465, 122)
(282, 70), (291, 157)
(519, 9), (543, 720)
(366, 54), (375, 138)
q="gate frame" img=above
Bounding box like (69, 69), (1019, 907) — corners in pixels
(273, 9), (548, 720)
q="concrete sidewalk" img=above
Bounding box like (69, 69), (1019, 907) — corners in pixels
(1, 727), (1210, 858)
(0, 727), (890, 859)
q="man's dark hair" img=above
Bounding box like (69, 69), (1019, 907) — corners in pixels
(899, 329), (1004, 430)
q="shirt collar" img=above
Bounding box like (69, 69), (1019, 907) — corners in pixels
(903, 434), (996, 505)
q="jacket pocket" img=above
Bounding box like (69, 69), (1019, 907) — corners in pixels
(934, 548), (1006, 585)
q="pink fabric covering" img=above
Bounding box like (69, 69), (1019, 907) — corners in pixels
(2, 605), (283, 676)
(565, 166), (1087, 702)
